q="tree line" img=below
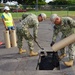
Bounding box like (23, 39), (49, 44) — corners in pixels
(0, 0), (75, 5)
(17, 0), (75, 5)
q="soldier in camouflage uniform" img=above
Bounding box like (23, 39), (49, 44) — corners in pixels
(16, 13), (46, 56)
(50, 14), (75, 67)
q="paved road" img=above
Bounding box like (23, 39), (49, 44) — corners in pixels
(0, 19), (75, 75)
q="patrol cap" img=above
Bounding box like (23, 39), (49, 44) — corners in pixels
(4, 6), (10, 10)
(50, 14), (59, 22)
(39, 13), (47, 20)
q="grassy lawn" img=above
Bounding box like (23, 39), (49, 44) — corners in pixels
(0, 10), (75, 19)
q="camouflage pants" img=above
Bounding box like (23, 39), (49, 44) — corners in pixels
(16, 26), (34, 51)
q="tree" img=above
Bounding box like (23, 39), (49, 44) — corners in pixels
(67, 0), (75, 5)
(48, 0), (68, 5)
(18, 0), (46, 5)
(48, 0), (75, 5)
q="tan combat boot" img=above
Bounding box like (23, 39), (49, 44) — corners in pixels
(29, 51), (38, 56)
(59, 54), (66, 60)
(64, 60), (73, 67)
(19, 48), (26, 54)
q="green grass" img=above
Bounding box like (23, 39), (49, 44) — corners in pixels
(0, 10), (75, 19)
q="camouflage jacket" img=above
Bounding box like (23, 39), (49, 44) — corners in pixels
(52, 17), (75, 42)
(16, 13), (39, 38)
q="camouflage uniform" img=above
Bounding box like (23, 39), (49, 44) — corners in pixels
(16, 13), (39, 51)
(52, 17), (75, 60)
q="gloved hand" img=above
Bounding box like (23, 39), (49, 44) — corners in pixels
(50, 41), (55, 46)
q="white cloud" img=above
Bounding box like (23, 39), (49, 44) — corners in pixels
(45, 0), (53, 3)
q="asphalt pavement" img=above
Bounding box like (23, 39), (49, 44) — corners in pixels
(0, 19), (75, 75)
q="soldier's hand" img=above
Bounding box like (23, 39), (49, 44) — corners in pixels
(50, 41), (55, 46)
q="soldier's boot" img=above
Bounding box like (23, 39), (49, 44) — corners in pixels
(19, 48), (26, 54)
(59, 54), (66, 60)
(64, 60), (73, 67)
(29, 51), (38, 56)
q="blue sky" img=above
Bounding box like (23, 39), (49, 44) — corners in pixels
(45, 0), (53, 3)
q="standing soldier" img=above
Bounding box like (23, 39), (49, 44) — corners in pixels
(50, 14), (75, 67)
(16, 13), (46, 56)
(1, 6), (15, 30)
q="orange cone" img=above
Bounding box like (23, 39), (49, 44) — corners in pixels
(0, 42), (4, 45)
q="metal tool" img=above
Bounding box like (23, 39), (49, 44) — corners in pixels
(34, 40), (44, 50)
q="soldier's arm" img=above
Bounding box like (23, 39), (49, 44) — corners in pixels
(67, 17), (75, 26)
(33, 23), (39, 39)
(52, 26), (59, 42)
